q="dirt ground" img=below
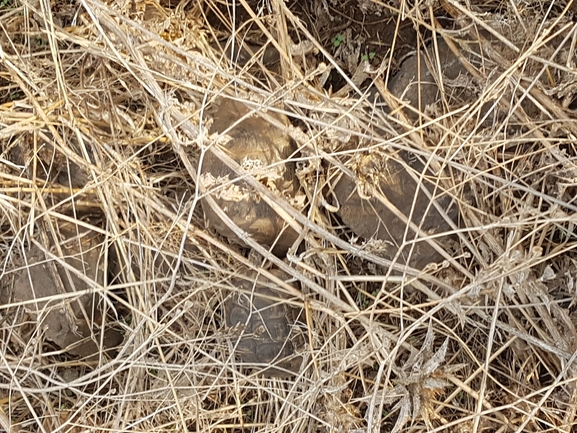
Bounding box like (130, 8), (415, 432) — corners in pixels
(2, 0), (577, 432)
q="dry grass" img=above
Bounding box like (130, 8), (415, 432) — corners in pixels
(2, 0), (577, 432)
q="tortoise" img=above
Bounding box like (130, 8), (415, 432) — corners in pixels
(334, 38), (466, 269)
(225, 268), (303, 377)
(5, 222), (122, 359)
(333, 150), (458, 269)
(200, 98), (299, 256)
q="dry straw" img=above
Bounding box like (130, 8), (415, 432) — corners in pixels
(1, 0), (577, 432)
